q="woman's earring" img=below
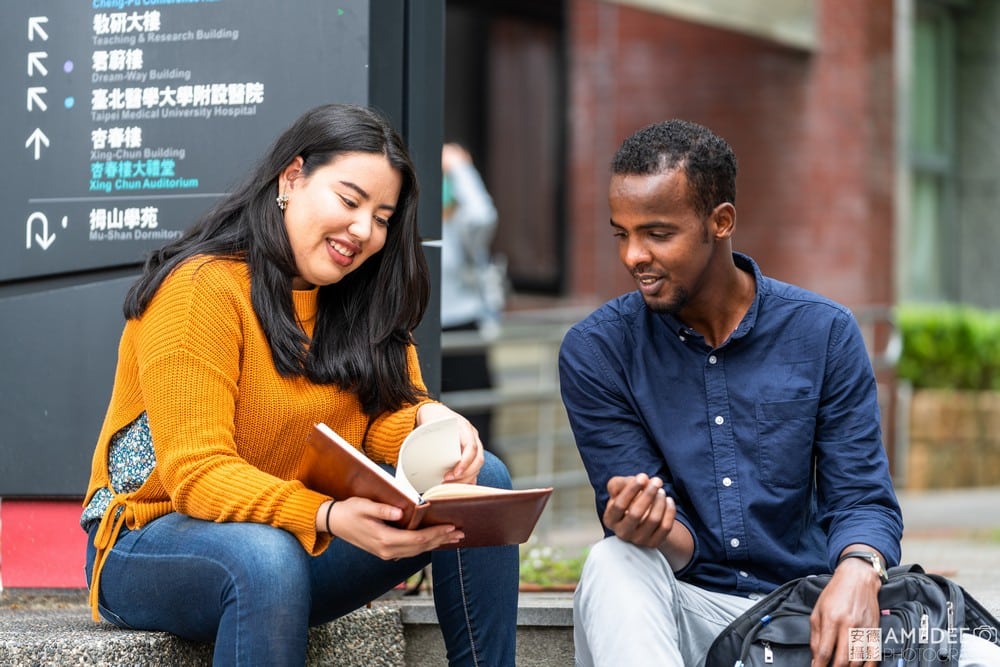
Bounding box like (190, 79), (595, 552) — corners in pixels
(276, 194), (289, 211)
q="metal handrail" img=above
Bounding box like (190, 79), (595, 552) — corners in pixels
(440, 314), (588, 536)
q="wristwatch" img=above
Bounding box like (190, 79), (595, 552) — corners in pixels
(838, 550), (889, 584)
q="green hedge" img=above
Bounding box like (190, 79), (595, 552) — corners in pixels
(896, 304), (1000, 390)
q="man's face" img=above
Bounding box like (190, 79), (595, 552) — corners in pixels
(609, 168), (713, 314)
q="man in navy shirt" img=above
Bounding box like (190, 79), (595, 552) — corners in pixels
(560, 119), (920, 666)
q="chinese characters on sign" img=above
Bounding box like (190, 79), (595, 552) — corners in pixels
(84, 9), (264, 240)
(5, 0), (369, 283)
(13, 3), (268, 271)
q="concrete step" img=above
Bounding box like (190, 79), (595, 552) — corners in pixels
(0, 604), (405, 667)
(386, 591), (573, 666)
(0, 590), (573, 667)
(4, 584), (996, 666)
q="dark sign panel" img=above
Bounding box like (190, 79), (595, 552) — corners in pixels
(0, 0), (453, 497)
(3, 0), (370, 283)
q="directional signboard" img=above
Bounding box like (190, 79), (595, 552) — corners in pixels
(0, 0), (444, 497)
(2, 0), (369, 283)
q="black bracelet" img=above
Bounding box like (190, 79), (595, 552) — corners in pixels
(324, 500), (336, 535)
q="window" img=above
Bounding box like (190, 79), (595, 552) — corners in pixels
(900, 1), (956, 303)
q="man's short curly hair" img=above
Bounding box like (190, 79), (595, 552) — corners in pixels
(611, 119), (737, 220)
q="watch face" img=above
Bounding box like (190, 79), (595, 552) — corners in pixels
(871, 556), (888, 581)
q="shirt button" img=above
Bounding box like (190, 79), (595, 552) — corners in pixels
(722, 477), (732, 487)
(748, 593), (761, 600)
(730, 537), (740, 548)
(739, 570), (749, 578)
(708, 355), (717, 365)
(714, 415), (724, 425)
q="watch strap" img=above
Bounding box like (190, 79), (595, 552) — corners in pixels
(837, 550), (888, 584)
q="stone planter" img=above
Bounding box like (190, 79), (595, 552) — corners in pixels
(906, 388), (1000, 489)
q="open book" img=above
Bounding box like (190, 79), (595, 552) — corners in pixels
(296, 418), (553, 548)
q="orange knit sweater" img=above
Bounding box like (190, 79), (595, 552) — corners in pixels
(83, 256), (429, 619)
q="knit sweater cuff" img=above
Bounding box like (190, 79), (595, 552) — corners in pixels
(280, 486), (333, 555)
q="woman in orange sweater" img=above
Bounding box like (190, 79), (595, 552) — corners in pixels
(80, 104), (518, 666)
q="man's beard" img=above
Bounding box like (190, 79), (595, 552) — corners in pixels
(644, 285), (688, 315)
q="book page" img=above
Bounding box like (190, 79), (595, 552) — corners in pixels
(395, 417), (461, 497)
(421, 482), (513, 500)
(305, 422), (553, 546)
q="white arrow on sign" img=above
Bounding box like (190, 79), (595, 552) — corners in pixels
(36, 229), (56, 249)
(27, 86), (48, 112)
(25, 128), (49, 160)
(28, 16), (49, 42)
(26, 212), (56, 250)
(28, 52), (48, 77)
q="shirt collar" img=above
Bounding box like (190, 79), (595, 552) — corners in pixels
(659, 252), (763, 344)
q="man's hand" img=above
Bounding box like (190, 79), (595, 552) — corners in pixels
(603, 473), (673, 547)
(810, 553), (883, 667)
(603, 474), (694, 570)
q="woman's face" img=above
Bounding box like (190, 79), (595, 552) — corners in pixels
(278, 151), (402, 289)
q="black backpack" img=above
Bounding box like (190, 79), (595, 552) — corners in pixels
(705, 564), (1000, 667)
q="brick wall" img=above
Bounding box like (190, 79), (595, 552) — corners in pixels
(565, 0), (895, 309)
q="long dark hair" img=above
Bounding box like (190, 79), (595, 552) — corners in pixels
(124, 103), (429, 417)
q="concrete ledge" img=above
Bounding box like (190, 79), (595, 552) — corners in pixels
(2, 586), (994, 667)
(0, 601), (405, 667)
(390, 591), (573, 626)
(0, 590), (573, 667)
(384, 592), (574, 667)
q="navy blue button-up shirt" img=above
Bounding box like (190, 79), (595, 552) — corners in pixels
(559, 253), (903, 597)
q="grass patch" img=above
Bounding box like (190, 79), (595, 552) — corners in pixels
(519, 543), (588, 587)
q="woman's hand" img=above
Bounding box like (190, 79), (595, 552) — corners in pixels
(416, 402), (484, 484)
(322, 497), (464, 559)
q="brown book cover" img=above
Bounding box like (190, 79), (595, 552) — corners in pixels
(296, 421), (553, 548)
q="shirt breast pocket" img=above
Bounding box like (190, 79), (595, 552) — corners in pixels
(755, 397), (819, 489)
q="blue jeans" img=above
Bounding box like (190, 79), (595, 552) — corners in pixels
(85, 452), (518, 666)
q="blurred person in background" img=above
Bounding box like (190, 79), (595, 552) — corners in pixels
(440, 142), (504, 459)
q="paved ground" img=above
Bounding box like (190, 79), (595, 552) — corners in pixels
(895, 486), (1000, 610)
